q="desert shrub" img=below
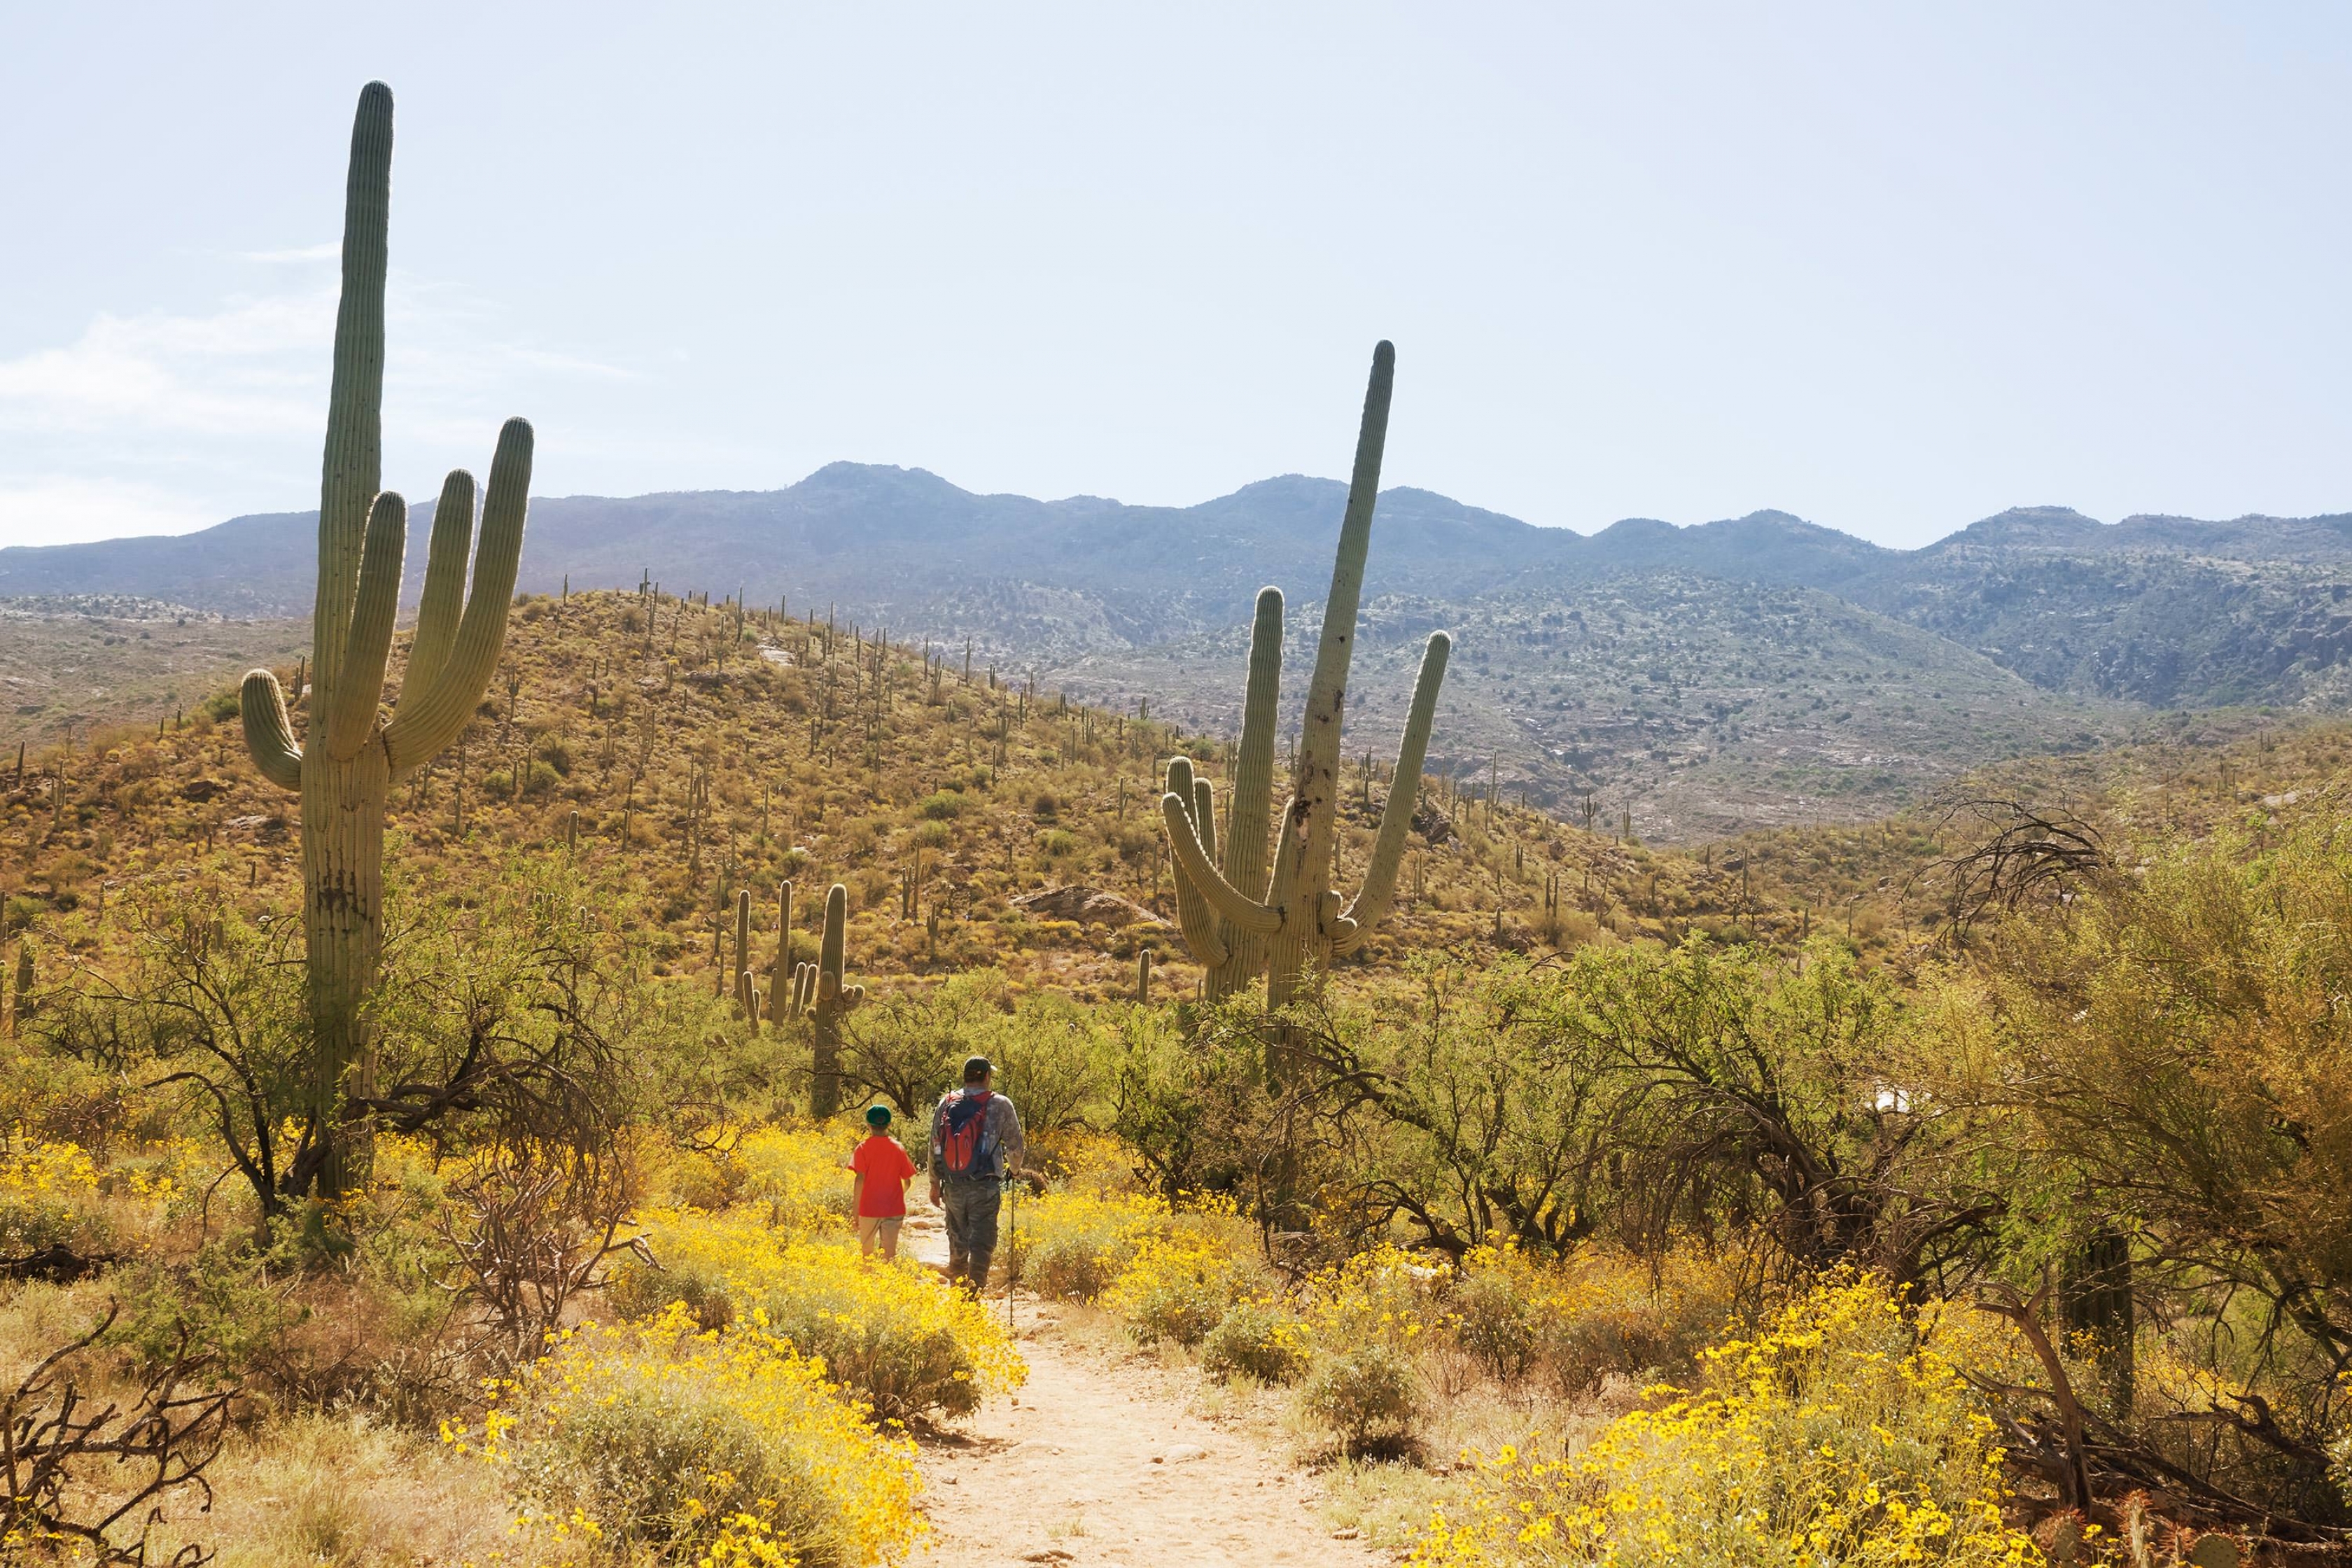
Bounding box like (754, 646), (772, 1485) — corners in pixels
(1038, 828), (1077, 858)
(0, 1135), (113, 1264)
(1297, 1244), (1442, 1352)
(613, 1210), (1024, 1422)
(1305, 1340), (1422, 1457)
(451, 1306), (923, 1567)
(1004, 1187), (1246, 1306)
(1002, 1190), (1162, 1298)
(1106, 1233), (1246, 1347)
(110, 1238), (298, 1375)
(1202, 1299), (1309, 1385)
(1530, 1249), (1737, 1396)
(1413, 1273), (2037, 1567)
(839, 969), (1010, 1126)
(916, 791), (965, 820)
(1442, 1242), (1737, 1395)
(1450, 1256), (1541, 1380)
(727, 1123), (857, 1233)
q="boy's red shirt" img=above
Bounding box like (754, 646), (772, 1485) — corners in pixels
(851, 1133), (918, 1218)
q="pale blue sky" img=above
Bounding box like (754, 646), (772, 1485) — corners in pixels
(4, 4), (2348, 550)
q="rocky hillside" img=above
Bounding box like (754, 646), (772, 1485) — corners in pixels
(8, 472), (2351, 836)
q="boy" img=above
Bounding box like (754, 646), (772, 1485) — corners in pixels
(847, 1103), (919, 1260)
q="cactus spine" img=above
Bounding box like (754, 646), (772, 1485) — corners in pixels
(1158, 342), (1450, 1011)
(808, 883), (865, 1117)
(234, 83), (533, 1193)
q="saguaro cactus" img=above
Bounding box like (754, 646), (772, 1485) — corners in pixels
(1158, 342), (1449, 1009)
(236, 83), (533, 1191)
(808, 883), (866, 1118)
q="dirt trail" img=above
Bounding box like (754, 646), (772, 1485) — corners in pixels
(902, 1204), (1385, 1567)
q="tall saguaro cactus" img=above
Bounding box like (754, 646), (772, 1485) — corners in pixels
(808, 883), (866, 1117)
(237, 83), (533, 1191)
(1159, 342), (1450, 1009)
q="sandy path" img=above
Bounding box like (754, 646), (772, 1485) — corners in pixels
(900, 1203), (1385, 1567)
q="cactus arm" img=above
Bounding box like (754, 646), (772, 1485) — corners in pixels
(1191, 776), (1219, 869)
(238, 669), (304, 790)
(1337, 629), (1450, 953)
(1160, 758), (1230, 967)
(1224, 587), (1282, 892)
(1161, 792), (1282, 936)
(407, 468), (475, 699)
(325, 491), (405, 761)
(383, 418), (532, 775)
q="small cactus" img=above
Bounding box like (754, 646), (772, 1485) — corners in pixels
(732, 888), (755, 1026)
(9, 938), (31, 1032)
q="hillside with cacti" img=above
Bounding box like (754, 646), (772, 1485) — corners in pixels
(0, 582), (1840, 1015)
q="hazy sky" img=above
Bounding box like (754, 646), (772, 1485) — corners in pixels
(4, 4), (2348, 550)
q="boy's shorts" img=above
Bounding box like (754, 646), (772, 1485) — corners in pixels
(856, 1215), (904, 1245)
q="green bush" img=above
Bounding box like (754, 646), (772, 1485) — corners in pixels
(917, 791), (965, 820)
(1303, 1341), (1422, 1455)
(1450, 1266), (1540, 1380)
(1203, 1301), (1308, 1385)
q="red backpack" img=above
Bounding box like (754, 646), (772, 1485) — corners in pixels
(935, 1088), (998, 1179)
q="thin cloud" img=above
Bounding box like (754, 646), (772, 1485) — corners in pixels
(0, 477), (220, 548)
(0, 267), (630, 461)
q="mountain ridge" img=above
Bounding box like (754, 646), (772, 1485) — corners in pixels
(8, 465), (2352, 836)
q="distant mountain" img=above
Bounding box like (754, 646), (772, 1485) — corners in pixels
(7, 467), (2351, 836)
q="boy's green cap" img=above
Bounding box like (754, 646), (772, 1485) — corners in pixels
(865, 1104), (892, 1128)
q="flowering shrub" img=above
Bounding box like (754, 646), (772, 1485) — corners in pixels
(1000, 1189), (1164, 1298)
(613, 1210), (1024, 1421)
(1105, 1233), (1247, 1347)
(0, 1133), (188, 1264)
(0, 1135), (106, 1258)
(1003, 1188), (1247, 1303)
(1202, 1299), (1310, 1385)
(1296, 1244), (1443, 1352)
(730, 1124), (858, 1235)
(1410, 1274), (2040, 1567)
(1448, 1242), (1736, 1395)
(444, 1305), (923, 1567)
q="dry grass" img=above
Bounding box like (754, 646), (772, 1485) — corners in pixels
(148, 1412), (528, 1568)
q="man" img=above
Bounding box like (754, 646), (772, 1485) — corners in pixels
(928, 1055), (1039, 1292)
